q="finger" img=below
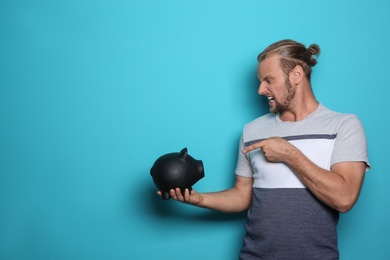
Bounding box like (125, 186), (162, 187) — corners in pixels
(170, 189), (178, 200)
(184, 188), (190, 202)
(243, 142), (264, 154)
(175, 188), (184, 201)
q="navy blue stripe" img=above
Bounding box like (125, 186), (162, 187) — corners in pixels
(245, 134), (337, 147)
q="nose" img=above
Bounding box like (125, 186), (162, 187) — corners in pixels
(258, 82), (267, 95)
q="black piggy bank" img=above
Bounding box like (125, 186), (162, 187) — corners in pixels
(150, 148), (204, 200)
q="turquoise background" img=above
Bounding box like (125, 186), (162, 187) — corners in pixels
(1, 0), (389, 259)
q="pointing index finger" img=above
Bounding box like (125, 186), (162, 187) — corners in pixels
(242, 140), (265, 154)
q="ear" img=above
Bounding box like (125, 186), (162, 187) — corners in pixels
(290, 65), (304, 85)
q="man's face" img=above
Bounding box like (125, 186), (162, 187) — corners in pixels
(257, 55), (295, 114)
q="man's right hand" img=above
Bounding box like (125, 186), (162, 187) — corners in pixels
(157, 188), (203, 205)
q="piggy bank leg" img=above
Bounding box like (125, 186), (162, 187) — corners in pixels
(162, 191), (170, 200)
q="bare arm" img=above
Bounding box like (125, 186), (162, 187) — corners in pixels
(243, 137), (366, 213)
(166, 175), (253, 213)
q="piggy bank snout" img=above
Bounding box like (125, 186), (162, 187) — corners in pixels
(194, 160), (204, 180)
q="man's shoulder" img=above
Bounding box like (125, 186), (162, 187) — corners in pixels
(316, 104), (360, 123)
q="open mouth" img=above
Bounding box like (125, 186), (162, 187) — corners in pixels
(267, 96), (275, 102)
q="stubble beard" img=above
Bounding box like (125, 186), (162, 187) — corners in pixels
(270, 77), (295, 114)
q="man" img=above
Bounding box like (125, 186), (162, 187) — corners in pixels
(160, 39), (370, 259)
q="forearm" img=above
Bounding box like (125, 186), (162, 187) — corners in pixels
(285, 148), (365, 213)
(197, 187), (252, 213)
(173, 176), (253, 213)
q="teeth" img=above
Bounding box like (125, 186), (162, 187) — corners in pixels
(267, 96), (274, 101)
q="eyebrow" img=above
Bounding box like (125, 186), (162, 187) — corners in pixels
(260, 75), (271, 82)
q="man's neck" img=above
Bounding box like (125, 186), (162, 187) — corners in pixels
(279, 99), (319, 122)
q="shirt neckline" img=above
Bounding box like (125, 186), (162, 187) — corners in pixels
(275, 103), (323, 124)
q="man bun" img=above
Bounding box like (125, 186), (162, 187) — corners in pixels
(307, 44), (320, 67)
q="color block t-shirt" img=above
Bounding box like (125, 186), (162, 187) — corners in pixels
(236, 104), (370, 260)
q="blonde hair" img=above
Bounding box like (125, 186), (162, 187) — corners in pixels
(257, 39), (320, 81)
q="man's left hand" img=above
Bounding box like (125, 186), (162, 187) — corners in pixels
(243, 137), (297, 163)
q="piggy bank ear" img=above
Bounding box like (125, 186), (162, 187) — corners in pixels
(179, 148), (188, 160)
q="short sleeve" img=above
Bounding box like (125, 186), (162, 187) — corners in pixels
(331, 115), (370, 171)
(235, 134), (254, 177)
